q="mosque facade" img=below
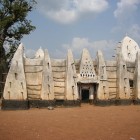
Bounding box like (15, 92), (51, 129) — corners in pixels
(2, 36), (140, 109)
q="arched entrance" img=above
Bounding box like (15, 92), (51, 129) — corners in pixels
(78, 83), (98, 103)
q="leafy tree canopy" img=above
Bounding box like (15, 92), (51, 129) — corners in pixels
(0, 0), (36, 96)
(0, 0), (36, 64)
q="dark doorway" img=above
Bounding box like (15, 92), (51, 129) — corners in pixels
(81, 89), (89, 103)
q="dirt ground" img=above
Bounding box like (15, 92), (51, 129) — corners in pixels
(0, 104), (140, 140)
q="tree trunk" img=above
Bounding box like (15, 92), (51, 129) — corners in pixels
(0, 38), (8, 98)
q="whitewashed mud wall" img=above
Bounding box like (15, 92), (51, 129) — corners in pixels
(65, 49), (79, 100)
(133, 51), (140, 100)
(96, 50), (109, 100)
(2, 36), (140, 109)
(105, 61), (117, 99)
(116, 52), (130, 100)
(41, 49), (54, 100)
(24, 48), (44, 100)
(51, 59), (66, 100)
(3, 44), (27, 100)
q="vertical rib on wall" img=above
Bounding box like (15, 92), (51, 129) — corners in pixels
(96, 50), (109, 100)
(133, 51), (140, 104)
(116, 52), (131, 102)
(2, 44), (28, 110)
(3, 44), (27, 100)
(126, 62), (135, 99)
(41, 49), (54, 100)
(65, 49), (79, 100)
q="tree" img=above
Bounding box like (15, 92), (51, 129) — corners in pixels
(0, 0), (36, 97)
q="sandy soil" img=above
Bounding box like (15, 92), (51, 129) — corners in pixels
(0, 104), (140, 140)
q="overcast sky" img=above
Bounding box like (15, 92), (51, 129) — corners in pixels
(21, 0), (140, 60)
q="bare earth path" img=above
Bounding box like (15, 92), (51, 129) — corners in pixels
(0, 104), (140, 140)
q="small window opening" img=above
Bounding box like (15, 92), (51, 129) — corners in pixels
(128, 53), (131, 58)
(9, 82), (11, 88)
(129, 80), (133, 88)
(15, 73), (18, 80)
(21, 82), (23, 89)
(48, 63), (49, 68)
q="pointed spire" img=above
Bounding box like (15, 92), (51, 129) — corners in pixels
(18, 43), (24, 50)
(79, 48), (96, 79)
(41, 49), (54, 100)
(3, 44), (27, 100)
(119, 36), (139, 62)
(35, 47), (44, 59)
(65, 49), (78, 100)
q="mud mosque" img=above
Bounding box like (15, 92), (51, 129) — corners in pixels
(2, 36), (140, 109)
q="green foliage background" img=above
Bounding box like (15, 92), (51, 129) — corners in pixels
(0, 0), (36, 97)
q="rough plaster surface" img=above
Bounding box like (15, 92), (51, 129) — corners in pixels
(3, 36), (140, 104)
(4, 44), (27, 100)
(119, 36), (139, 63)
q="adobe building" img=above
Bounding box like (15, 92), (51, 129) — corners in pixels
(2, 36), (140, 110)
